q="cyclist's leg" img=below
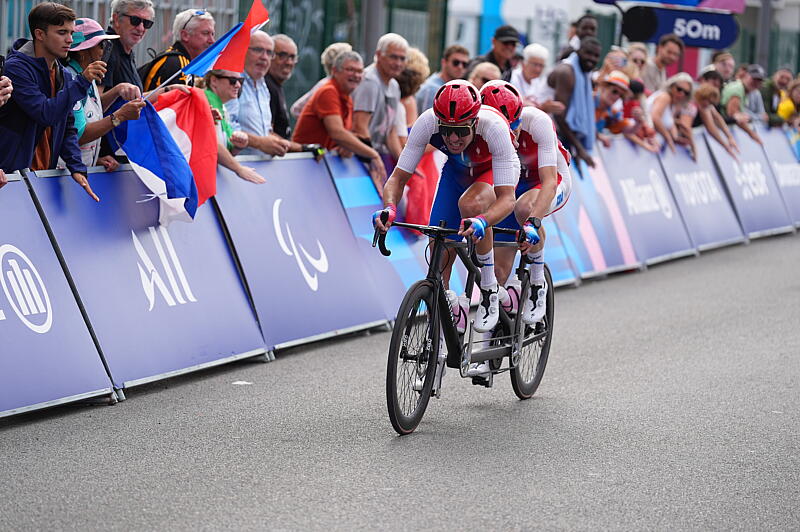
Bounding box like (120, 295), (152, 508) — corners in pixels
(428, 164), (469, 290)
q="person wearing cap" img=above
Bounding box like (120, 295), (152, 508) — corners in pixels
(466, 25), (520, 81)
(139, 8), (215, 92)
(646, 73), (698, 158)
(63, 17), (145, 170)
(761, 67), (793, 127)
(594, 71), (636, 148)
(721, 64), (766, 143)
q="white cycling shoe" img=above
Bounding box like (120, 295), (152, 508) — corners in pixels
(522, 278), (547, 325)
(473, 286), (499, 333)
(466, 361), (493, 387)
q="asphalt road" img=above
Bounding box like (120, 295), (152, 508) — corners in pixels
(1, 234), (799, 531)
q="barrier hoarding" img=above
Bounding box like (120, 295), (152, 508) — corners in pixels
(1, 173), (113, 417)
(28, 168), (266, 388)
(597, 139), (696, 264)
(659, 136), (745, 250)
(214, 155), (389, 349)
(704, 131), (794, 238)
(758, 126), (800, 226)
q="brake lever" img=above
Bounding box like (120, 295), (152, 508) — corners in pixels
(461, 219), (483, 268)
(372, 210), (392, 256)
(517, 229), (534, 264)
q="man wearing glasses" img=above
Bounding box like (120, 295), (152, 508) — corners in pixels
(265, 34), (300, 143)
(466, 25), (520, 82)
(415, 44), (470, 113)
(104, 0), (155, 92)
(140, 9), (215, 92)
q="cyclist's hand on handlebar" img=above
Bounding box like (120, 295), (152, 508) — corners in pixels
(372, 203), (396, 233)
(459, 215), (488, 241)
(521, 221), (541, 246)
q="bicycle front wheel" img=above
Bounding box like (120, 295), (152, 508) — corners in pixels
(510, 264), (554, 400)
(386, 280), (440, 435)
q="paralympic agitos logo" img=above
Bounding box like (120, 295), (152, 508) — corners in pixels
(272, 198), (329, 292)
(0, 244), (53, 334)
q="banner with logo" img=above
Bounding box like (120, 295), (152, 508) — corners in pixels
(28, 168), (266, 388)
(214, 156), (389, 349)
(658, 136), (745, 249)
(597, 139), (695, 263)
(622, 6), (739, 49)
(1, 174), (112, 417)
(704, 131), (793, 237)
(541, 216), (579, 286)
(758, 126), (800, 226)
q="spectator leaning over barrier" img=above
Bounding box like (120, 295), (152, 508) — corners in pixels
(711, 51), (736, 83)
(627, 43), (648, 74)
(63, 17), (145, 171)
(292, 51), (386, 188)
(202, 69), (266, 184)
(558, 14), (598, 61)
(510, 43), (563, 115)
(104, 0), (153, 93)
(139, 9), (215, 92)
(641, 34), (684, 94)
(594, 71), (636, 148)
(226, 31), (291, 157)
(622, 78), (660, 153)
(691, 83), (738, 158)
(721, 64), (766, 144)
(549, 36), (601, 167)
(415, 44), (469, 113)
(468, 61), (502, 89)
(266, 34), (300, 143)
(0, 2), (100, 201)
(761, 67), (793, 127)
(467, 25), (519, 81)
(777, 79), (800, 128)
(646, 73), (697, 158)
(351, 32), (408, 174)
(593, 46), (629, 85)
(0, 68), (12, 189)
(290, 42), (352, 119)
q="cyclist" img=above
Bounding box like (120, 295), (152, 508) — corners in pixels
(480, 79), (572, 331)
(373, 80), (520, 334)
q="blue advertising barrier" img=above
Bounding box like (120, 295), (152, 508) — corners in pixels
(758, 126), (800, 226)
(704, 131), (794, 238)
(1, 173), (113, 417)
(597, 139), (696, 264)
(658, 135), (745, 250)
(28, 168), (266, 388)
(540, 216), (579, 286)
(214, 155), (389, 349)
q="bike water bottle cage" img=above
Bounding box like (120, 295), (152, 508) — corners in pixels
(438, 120), (475, 138)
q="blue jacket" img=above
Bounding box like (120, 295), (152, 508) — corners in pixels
(0, 39), (90, 174)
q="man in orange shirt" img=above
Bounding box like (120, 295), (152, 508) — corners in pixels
(293, 50), (385, 186)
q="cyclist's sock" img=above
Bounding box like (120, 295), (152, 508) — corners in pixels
(528, 249), (545, 284)
(477, 250), (496, 289)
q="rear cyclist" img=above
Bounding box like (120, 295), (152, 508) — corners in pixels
(373, 80), (520, 333)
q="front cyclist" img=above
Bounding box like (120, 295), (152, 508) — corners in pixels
(373, 80), (520, 333)
(480, 79), (572, 330)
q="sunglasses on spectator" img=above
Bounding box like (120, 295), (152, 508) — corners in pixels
(248, 46), (275, 57)
(181, 10), (207, 32)
(438, 122), (474, 138)
(674, 86), (690, 95)
(122, 14), (154, 29)
(450, 59), (468, 68)
(501, 40), (518, 47)
(215, 74), (244, 86)
(632, 58), (645, 66)
(275, 51), (298, 63)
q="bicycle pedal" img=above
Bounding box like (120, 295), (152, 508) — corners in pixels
(471, 375), (493, 388)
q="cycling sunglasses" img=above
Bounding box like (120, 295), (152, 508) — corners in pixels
(122, 14), (154, 29)
(439, 122), (474, 138)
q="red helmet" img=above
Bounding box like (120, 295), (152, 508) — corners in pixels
(480, 80), (523, 124)
(433, 80), (482, 124)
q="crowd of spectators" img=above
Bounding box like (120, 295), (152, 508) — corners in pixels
(3, 2), (800, 194)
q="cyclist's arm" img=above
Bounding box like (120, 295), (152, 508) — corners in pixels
(481, 113), (520, 225)
(483, 185), (516, 226)
(526, 109), (559, 220)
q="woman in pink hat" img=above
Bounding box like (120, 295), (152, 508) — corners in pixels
(62, 17), (145, 170)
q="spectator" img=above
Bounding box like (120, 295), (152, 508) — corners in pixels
(627, 43), (648, 73)
(0, 2), (100, 200)
(139, 8), (215, 91)
(721, 64), (766, 143)
(711, 51), (735, 82)
(593, 46), (630, 85)
(734, 63), (749, 81)
(622, 78), (660, 153)
(104, 0), (154, 93)
(646, 73), (697, 157)
(0, 68), (12, 189)
(467, 25), (519, 81)
(64, 17), (144, 171)
(203, 69), (265, 184)
(691, 83), (738, 158)
(415, 44), (469, 113)
(292, 51), (386, 187)
(641, 33), (684, 94)
(351, 32), (408, 172)
(698, 68), (724, 91)
(761, 67), (793, 127)
(510, 43), (563, 114)
(777, 79), (800, 127)
(266, 34), (300, 143)
(594, 71), (635, 147)
(558, 14), (598, 60)
(290, 42), (352, 118)
(225, 31), (291, 157)
(468, 61), (501, 89)
(549, 36), (601, 167)
(396, 47), (430, 137)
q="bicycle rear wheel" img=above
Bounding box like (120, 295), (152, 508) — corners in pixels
(510, 264), (554, 400)
(386, 280), (440, 435)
